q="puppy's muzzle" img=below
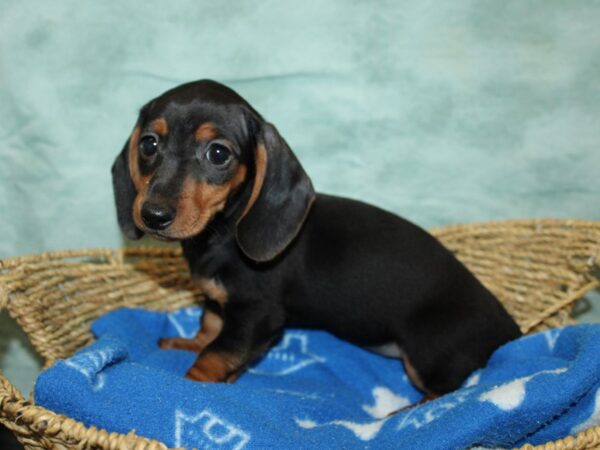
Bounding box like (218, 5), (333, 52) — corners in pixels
(141, 202), (175, 231)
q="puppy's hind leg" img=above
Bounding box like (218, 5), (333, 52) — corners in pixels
(399, 329), (483, 397)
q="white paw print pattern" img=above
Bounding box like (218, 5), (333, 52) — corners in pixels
(296, 386), (410, 441)
(249, 332), (326, 376)
(175, 408), (250, 450)
(479, 368), (567, 411)
(167, 307), (202, 338)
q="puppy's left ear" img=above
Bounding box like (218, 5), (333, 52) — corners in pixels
(111, 139), (144, 240)
(236, 122), (315, 262)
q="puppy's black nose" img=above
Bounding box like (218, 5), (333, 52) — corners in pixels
(141, 203), (175, 230)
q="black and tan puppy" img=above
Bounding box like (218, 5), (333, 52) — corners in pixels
(112, 80), (521, 396)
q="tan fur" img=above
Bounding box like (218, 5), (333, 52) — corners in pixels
(150, 118), (168, 136)
(167, 164), (247, 239)
(200, 308), (225, 342)
(186, 352), (240, 382)
(159, 308), (223, 352)
(229, 163), (248, 191)
(196, 277), (228, 305)
(128, 127), (142, 189)
(128, 127), (153, 231)
(401, 351), (429, 394)
(195, 122), (217, 142)
(238, 143), (267, 223)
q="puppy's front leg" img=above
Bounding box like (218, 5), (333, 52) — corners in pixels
(159, 301), (222, 353)
(186, 303), (285, 383)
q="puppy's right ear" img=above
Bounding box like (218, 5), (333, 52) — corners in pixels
(111, 139), (144, 240)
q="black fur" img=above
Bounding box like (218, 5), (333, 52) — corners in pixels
(112, 139), (143, 240)
(112, 80), (521, 395)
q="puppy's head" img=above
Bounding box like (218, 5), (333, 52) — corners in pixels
(112, 80), (315, 262)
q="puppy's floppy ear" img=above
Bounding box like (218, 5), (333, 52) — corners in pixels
(111, 140), (144, 240)
(236, 122), (315, 262)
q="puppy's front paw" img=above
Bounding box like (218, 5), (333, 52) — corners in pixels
(185, 352), (239, 383)
(185, 366), (220, 382)
(158, 337), (176, 349)
(159, 337), (203, 352)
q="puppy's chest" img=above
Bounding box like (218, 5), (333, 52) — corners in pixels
(182, 236), (236, 277)
(193, 276), (229, 306)
(184, 246), (262, 304)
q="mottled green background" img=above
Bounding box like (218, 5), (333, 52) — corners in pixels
(1, 1), (599, 393)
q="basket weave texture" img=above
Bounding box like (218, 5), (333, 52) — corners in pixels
(1, 219), (600, 450)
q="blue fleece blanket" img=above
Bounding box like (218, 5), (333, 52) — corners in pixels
(35, 307), (600, 449)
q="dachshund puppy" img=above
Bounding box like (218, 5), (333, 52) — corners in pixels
(112, 80), (521, 395)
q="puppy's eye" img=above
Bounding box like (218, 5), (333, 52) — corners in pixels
(206, 144), (232, 166)
(139, 136), (158, 157)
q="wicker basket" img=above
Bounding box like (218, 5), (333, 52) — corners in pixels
(1, 219), (600, 450)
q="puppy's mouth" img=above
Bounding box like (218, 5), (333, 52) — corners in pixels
(143, 216), (212, 242)
(145, 228), (200, 242)
(145, 230), (180, 242)
(135, 197), (218, 242)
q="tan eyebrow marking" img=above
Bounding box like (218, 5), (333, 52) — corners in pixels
(150, 118), (168, 136)
(195, 122), (218, 141)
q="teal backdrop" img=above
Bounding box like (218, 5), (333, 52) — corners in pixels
(0, 1), (599, 393)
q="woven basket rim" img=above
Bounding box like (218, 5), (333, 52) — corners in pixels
(1, 217), (600, 449)
(1, 216), (598, 263)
